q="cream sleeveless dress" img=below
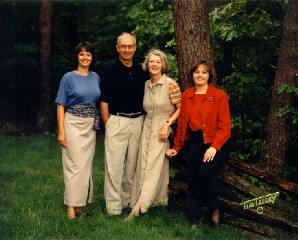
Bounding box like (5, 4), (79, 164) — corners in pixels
(130, 74), (175, 213)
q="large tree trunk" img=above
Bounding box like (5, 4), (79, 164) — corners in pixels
(172, 0), (216, 91)
(37, 0), (52, 133)
(259, 0), (298, 177)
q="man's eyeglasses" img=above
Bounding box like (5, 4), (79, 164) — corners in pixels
(119, 44), (135, 50)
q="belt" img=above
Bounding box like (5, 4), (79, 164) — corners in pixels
(110, 111), (144, 118)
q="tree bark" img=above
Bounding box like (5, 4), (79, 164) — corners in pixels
(37, 0), (52, 133)
(228, 159), (298, 195)
(172, 0), (216, 91)
(259, 0), (298, 177)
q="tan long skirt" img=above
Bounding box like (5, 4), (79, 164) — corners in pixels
(62, 113), (96, 206)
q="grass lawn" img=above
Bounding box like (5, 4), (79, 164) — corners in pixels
(0, 135), (250, 239)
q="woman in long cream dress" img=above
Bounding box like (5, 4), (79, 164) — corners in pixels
(125, 49), (181, 221)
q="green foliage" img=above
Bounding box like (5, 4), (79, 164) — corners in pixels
(124, 0), (174, 50)
(276, 84), (298, 125)
(210, 0), (282, 41)
(0, 136), (247, 239)
(230, 138), (264, 163)
(222, 73), (269, 162)
(209, 0), (292, 162)
(121, 0), (178, 78)
(276, 84), (298, 159)
(210, 0), (285, 73)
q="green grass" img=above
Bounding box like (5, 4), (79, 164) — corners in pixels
(0, 135), (249, 239)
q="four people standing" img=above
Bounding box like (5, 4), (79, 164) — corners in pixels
(166, 60), (231, 228)
(55, 42), (101, 219)
(125, 49), (181, 221)
(100, 32), (149, 216)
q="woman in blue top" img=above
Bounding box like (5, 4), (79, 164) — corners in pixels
(55, 42), (101, 219)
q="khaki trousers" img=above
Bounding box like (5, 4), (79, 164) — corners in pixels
(104, 114), (144, 215)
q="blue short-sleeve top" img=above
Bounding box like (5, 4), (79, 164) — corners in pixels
(55, 71), (101, 107)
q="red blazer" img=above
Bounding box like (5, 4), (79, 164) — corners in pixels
(173, 85), (231, 152)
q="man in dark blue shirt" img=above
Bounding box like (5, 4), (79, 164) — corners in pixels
(100, 32), (149, 216)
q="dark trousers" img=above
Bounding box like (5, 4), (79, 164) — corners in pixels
(187, 130), (230, 224)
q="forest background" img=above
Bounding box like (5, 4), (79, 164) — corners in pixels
(1, 0), (297, 176)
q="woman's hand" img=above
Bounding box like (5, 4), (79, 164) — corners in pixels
(58, 131), (67, 148)
(166, 149), (177, 158)
(159, 124), (169, 142)
(203, 147), (217, 162)
(56, 104), (66, 148)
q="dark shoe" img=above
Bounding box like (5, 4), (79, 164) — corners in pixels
(122, 207), (132, 213)
(210, 219), (221, 228)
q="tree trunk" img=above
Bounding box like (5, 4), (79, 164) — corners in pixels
(172, 0), (216, 91)
(37, 0), (52, 133)
(259, 0), (298, 177)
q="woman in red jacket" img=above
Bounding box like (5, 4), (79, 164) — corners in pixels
(166, 60), (231, 228)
